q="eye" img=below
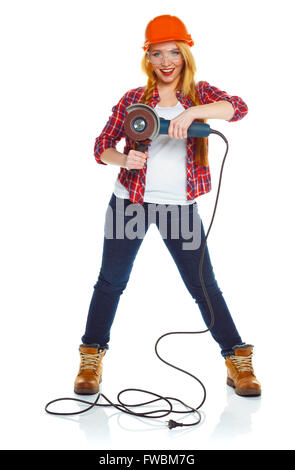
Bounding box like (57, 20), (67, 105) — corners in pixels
(172, 51), (180, 56)
(152, 52), (160, 57)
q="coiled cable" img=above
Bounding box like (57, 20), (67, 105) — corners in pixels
(45, 129), (228, 429)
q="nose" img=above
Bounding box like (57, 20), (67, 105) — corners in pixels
(161, 54), (171, 66)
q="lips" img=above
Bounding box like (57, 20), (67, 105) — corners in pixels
(160, 68), (175, 76)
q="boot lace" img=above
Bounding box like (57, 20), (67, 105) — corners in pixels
(80, 349), (104, 373)
(230, 352), (254, 373)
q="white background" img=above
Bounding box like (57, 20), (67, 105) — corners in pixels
(1, 0), (294, 451)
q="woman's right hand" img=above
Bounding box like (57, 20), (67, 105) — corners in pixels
(125, 150), (149, 170)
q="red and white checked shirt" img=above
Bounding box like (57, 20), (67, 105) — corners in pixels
(94, 81), (248, 205)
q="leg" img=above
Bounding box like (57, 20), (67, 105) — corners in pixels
(81, 193), (150, 348)
(155, 202), (244, 357)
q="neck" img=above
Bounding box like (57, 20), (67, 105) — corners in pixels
(157, 82), (177, 93)
(156, 77), (181, 93)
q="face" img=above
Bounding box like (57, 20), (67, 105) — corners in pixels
(147, 41), (184, 87)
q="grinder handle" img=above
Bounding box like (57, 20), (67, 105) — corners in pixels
(159, 118), (211, 137)
(129, 141), (150, 174)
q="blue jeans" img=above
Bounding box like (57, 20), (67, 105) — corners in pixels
(81, 192), (245, 357)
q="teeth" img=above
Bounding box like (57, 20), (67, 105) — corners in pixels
(161, 68), (174, 72)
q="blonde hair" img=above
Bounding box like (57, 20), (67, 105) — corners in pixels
(139, 40), (208, 167)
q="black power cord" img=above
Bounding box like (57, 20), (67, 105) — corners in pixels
(45, 129), (229, 429)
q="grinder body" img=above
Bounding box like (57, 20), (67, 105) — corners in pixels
(123, 103), (211, 173)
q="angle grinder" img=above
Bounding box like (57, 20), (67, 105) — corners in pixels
(123, 103), (211, 173)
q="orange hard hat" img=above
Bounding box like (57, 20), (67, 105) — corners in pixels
(142, 14), (194, 51)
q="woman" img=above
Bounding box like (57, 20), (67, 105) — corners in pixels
(74, 15), (261, 398)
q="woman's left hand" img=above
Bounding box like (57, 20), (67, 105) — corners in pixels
(168, 108), (196, 139)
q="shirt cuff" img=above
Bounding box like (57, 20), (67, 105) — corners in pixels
(94, 137), (117, 165)
(225, 96), (248, 122)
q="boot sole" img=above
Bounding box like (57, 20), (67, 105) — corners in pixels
(227, 377), (261, 397)
(74, 387), (99, 395)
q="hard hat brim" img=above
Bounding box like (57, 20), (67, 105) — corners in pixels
(142, 36), (194, 51)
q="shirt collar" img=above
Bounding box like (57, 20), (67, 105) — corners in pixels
(151, 86), (183, 103)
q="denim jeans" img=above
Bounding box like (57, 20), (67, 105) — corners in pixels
(81, 192), (245, 357)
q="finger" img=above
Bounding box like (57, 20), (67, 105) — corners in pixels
(179, 125), (186, 139)
(130, 151), (142, 158)
(131, 158), (142, 166)
(135, 151), (149, 158)
(134, 156), (147, 165)
(172, 126), (178, 139)
(168, 122), (174, 138)
(175, 124), (181, 139)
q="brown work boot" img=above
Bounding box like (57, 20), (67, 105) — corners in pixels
(225, 345), (261, 397)
(74, 344), (107, 395)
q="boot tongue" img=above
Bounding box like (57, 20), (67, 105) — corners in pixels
(234, 346), (253, 357)
(80, 345), (99, 355)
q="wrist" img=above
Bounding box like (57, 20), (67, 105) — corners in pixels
(191, 105), (202, 120)
(123, 154), (128, 170)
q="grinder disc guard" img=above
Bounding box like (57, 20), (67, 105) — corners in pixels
(124, 104), (160, 141)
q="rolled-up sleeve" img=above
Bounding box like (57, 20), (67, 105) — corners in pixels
(94, 92), (127, 165)
(198, 80), (248, 122)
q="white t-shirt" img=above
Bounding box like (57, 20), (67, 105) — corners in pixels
(113, 101), (196, 205)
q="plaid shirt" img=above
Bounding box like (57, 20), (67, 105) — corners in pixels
(94, 81), (248, 205)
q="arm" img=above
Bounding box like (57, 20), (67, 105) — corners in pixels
(194, 81), (248, 122)
(100, 147), (127, 167)
(95, 90), (148, 169)
(94, 92), (128, 165)
(191, 100), (236, 121)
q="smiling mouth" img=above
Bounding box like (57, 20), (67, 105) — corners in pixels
(160, 68), (175, 76)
